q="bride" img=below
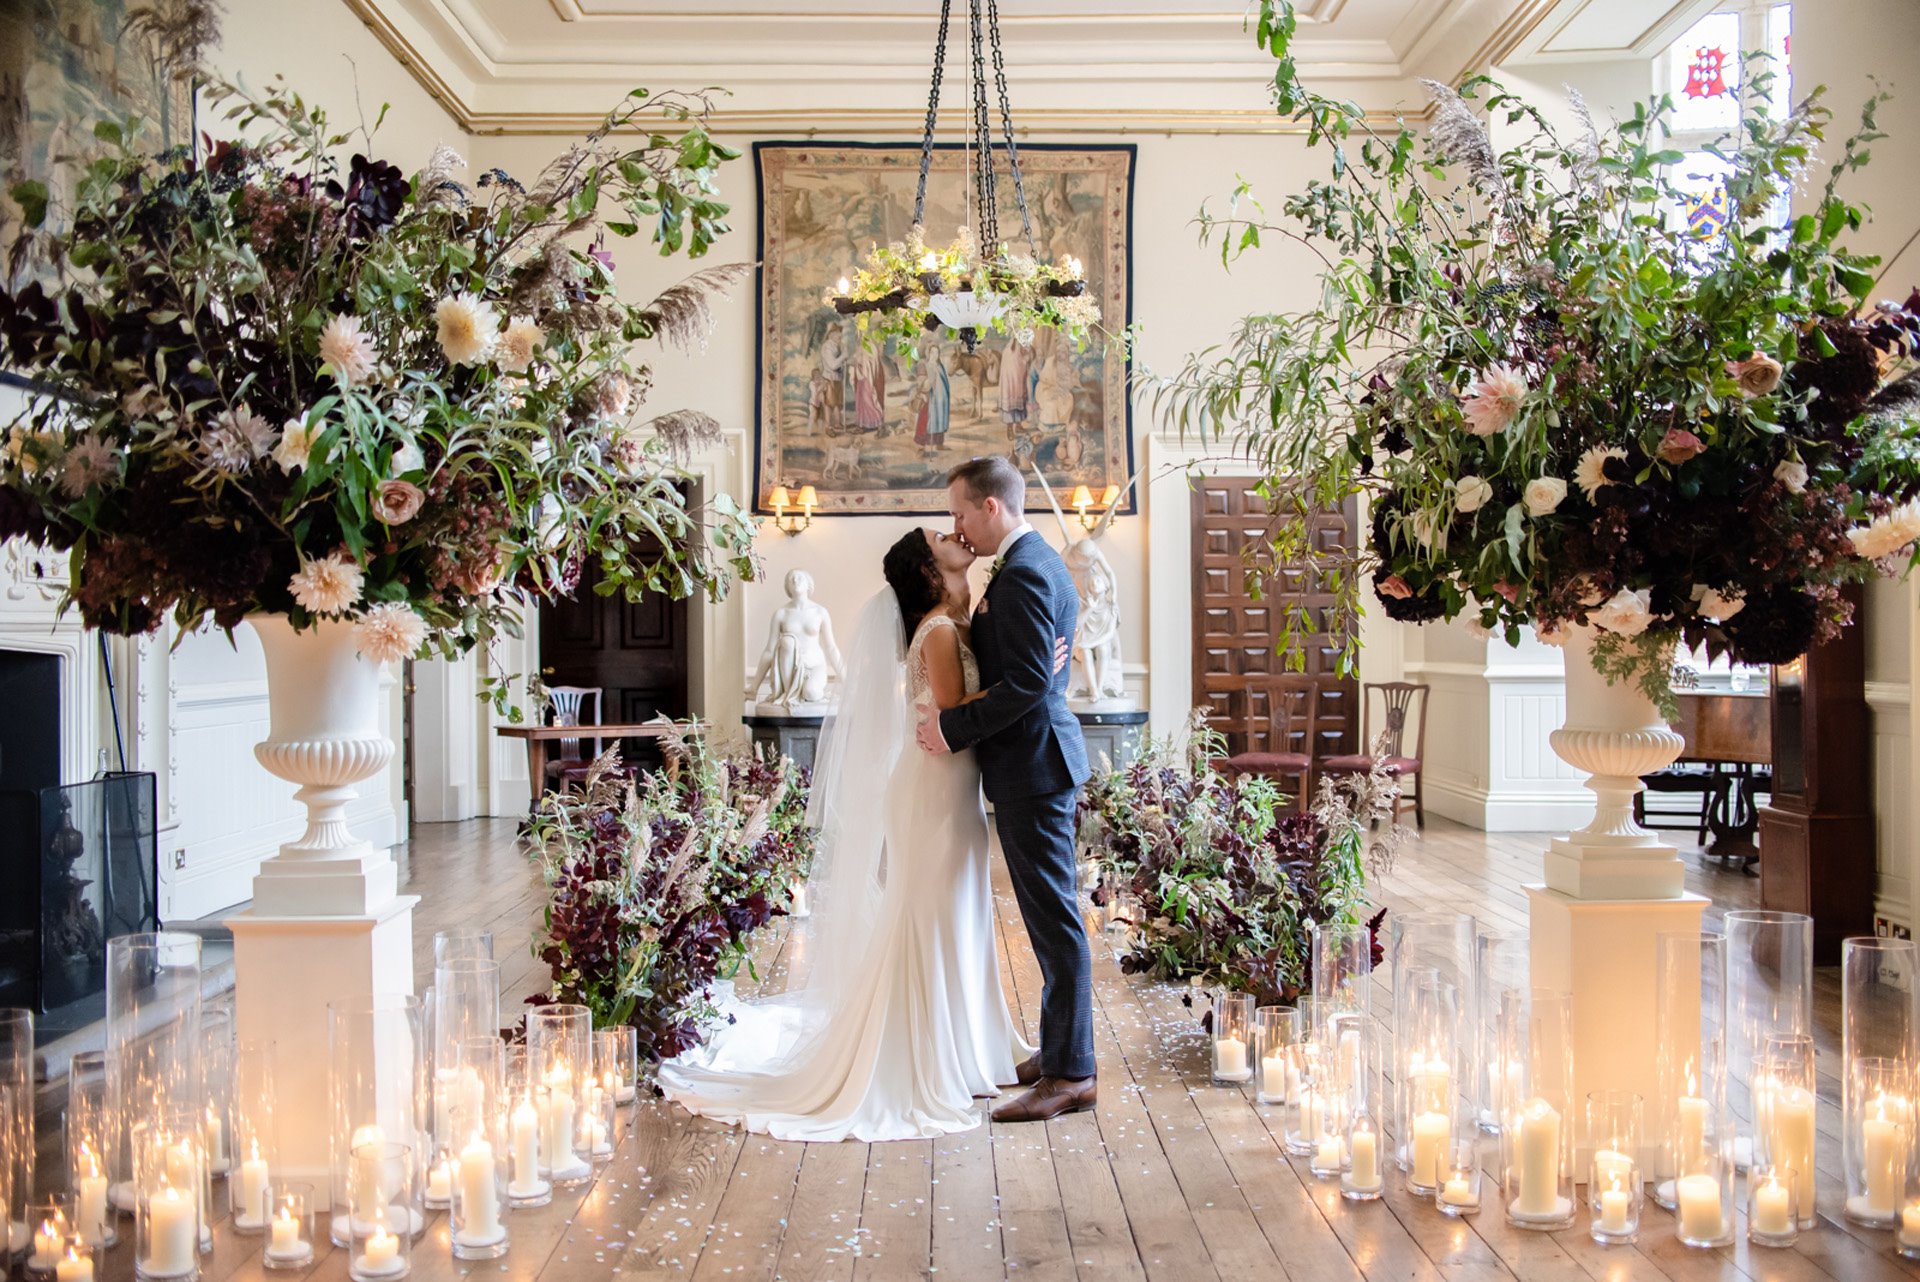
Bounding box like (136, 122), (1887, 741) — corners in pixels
(656, 527), (1058, 1141)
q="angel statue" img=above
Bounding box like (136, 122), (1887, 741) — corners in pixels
(1031, 466), (1134, 707)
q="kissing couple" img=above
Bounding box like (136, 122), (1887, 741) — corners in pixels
(658, 454), (1098, 1140)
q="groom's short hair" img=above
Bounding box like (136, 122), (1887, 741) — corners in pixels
(947, 456), (1025, 514)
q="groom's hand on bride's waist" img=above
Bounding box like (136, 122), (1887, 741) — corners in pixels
(916, 704), (951, 755)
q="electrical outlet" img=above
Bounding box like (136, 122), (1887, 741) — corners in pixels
(172, 849), (186, 870)
(1877, 916), (1914, 941)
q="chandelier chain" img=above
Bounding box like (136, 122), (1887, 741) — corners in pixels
(985, 0), (1037, 258)
(911, 0), (954, 230)
(967, 0), (999, 255)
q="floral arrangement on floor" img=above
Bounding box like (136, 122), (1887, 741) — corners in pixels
(1155, 0), (1920, 706)
(0, 4), (756, 685)
(832, 223), (1104, 355)
(526, 729), (813, 1069)
(1081, 711), (1401, 1006)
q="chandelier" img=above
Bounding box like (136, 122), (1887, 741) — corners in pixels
(828, 0), (1097, 352)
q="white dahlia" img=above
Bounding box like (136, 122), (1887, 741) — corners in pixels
(435, 292), (500, 366)
(319, 314), (378, 384)
(497, 317), (545, 374)
(1574, 445), (1628, 502)
(288, 553), (365, 616)
(354, 602), (430, 664)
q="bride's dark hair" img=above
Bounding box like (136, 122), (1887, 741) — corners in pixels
(883, 530), (946, 642)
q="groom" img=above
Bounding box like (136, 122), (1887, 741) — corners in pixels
(916, 455), (1096, 1122)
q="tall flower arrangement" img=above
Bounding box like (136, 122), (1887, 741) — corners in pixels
(0, 9), (757, 678)
(1080, 712), (1400, 1005)
(1156, 1), (1920, 705)
(527, 734), (813, 1069)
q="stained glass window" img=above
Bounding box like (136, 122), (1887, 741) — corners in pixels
(1666, 11), (1741, 133)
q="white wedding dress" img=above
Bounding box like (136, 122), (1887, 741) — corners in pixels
(657, 603), (1034, 1142)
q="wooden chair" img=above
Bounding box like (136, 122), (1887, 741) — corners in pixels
(1314, 681), (1429, 828)
(1216, 678), (1318, 812)
(545, 685), (604, 790)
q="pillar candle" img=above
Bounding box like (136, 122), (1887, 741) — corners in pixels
(358, 1226), (401, 1276)
(349, 1124), (387, 1217)
(1899, 1202), (1920, 1249)
(236, 1151), (271, 1227)
(457, 1137), (501, 1240)
(1515, 1098), (1561, 1216)
(76, 1171), (108, 1247)
(55, 1247), (91, 1282)
(1441, 1174), (1474, 1206)
(1676, 1173), (1723, 1241)
(1592, 1148), (1633, 1192)
(1676, 1095), (1709, 1175)
(1259, 1053), (1288, 1101)
(1411, 1111), (1451, 1187)
(510, 1097), (541, 1195)
(425, 1160), (451, 1203)
(267, 1205), (304, 1260)
(1214, 1036), (1249, 1080)
(1598, 1187), (1631, 1234)
(1347, 1128), (1382, 1191)
(1767, 1086), (1815, 1210)
(1411, 1056), (1451, 1113)
(790, 884), (810, 918)
(164, 1137), (197, 1192)
(1315, 1135), (1344, 1169)
(204, 1106), (229, 1175)
(31, 1216), (63, 1269)
(1862, 1106), (1906, 1218)
(614, 1068), (635, 1106)
(146, 1186), (196, 1277)
(1296, 1088), (1324, 1143)
(1753, 1177), (1792, 1236)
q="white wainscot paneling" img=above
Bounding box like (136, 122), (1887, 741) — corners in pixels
(1487, 672), (1588, 831)
(1868, 680), (1912, 935)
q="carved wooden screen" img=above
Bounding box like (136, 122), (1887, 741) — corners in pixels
(1191, 478), (1358, 759)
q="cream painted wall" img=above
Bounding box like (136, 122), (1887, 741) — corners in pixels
(1792, 0), (1920, 934)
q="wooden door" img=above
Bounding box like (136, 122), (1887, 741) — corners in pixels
(1192, 479), (1357, 758)
(538, 559), (690, 768)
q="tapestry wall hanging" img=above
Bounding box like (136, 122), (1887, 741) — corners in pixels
(753, 142), (1135, 516)
(0, 0), (195, 290)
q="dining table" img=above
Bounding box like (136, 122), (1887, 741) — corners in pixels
(495, 720), (693, 799)
(1671, 686), (1771, 862)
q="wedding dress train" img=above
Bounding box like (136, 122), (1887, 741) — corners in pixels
(657, 607), (1034, 1142)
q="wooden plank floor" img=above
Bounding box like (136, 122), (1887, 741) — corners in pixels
(79, 814), (1903, 1281)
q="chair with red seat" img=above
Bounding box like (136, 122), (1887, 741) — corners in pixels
(1314, 681), (1429, 828)
(1215, 677), (1318, 812)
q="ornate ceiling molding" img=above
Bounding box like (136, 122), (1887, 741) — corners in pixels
(342, 0), (1567, 137)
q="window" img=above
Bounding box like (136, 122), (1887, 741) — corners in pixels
(1655, 3), (1793, 244)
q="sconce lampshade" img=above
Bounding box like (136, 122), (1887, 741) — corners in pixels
(1099, 484), (1122, 507)
(768, 484), (792, 509)
(1069, 484), (1094, 509)
(797, 485), (820, 510)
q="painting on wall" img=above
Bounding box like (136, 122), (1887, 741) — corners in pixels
(753, 142), (1135, 516)
(0, 0), (195, 289)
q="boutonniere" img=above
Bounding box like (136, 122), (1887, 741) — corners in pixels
(987, 555), (1005, 584)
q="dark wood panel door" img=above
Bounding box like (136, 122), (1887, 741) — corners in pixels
(1191, 478), (1357, 758)
(539, 560), (690, 768)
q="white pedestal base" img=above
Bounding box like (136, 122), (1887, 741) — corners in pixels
(1542, 831), (1687, 901)
(226, 896), (418, 1199)
(1527, 885), (1707, 1168)
(248, 849), (399, 917)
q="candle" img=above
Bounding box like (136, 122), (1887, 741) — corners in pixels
(1441, 1174), (1474, 1207)
(146, 1186), (196, 1277)
(1314, 1135), (1345, 1170)
(1900, 1202), (1920, 1249)
(1676, 1093), (1709, 1175)
(1410, 1055), (1451, 1112)
(614, 1065), (634, 1105)
(164, 1136), (197, 1192)
(1347, 1127), (1381, 1192)
(32, 1216), (63, 1270)
(510, 1097), (542, 1196)
(1259, 1053), (1288, 1101)
(1296, 1087), (1324, 1143)
(1754, 1176), (1792, 1236)
(1863, 1100), (1906, 1218)
(1411, 1110), (1451, 1187)
(1215, 1036), (1249, 1080)
(357, 1225), (402, 1276)
(1598, 1186), (1631, 1234)
(55, 1248), (91, 1282)
(236, 1146), (270, 1228)
(1514, 1098), (1561, 1217)
(790, 883), (810, 918)
(425, 1160), (452, 1203)
(1592, 1148), (1633, 1192)
(267, 1202), (306, 1260)
(204, 1105), (229, 1175)
(1767, 1086), (1815, 1214)
(1676, 1172), (1723, 1241)
(540, 1081), (576, 1167)
(457, 1137), (501, 1240)
(350, 1123), (387, 1216)
(76, 1170), (108, 1247)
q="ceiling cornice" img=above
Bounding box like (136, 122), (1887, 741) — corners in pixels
(341, 0), (1563, 138)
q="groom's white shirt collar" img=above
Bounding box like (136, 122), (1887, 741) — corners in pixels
(993, 522), (1034, 560)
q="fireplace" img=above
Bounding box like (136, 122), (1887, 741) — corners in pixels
(0, 651), (157, 1036)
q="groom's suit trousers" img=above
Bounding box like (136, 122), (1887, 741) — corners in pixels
(992, 786), (1097, 1080)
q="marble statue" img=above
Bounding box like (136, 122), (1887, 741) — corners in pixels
(750, 569), (844, 710)
(1031, 466), (1134, 708)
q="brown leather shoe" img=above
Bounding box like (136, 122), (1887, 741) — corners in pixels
(1004, 1052), (1044, 1088)
(990, 1076), (1096, 1123)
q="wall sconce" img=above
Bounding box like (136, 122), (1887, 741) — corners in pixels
(766, 483), (818, 535)
(1069, 484), (1123, 530)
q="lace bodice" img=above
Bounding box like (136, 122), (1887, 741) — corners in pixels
(908, 614), (979, 703)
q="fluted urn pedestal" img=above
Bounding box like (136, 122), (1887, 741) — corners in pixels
(226, 615), (417, 1198)
(1528, 627), (1706, 1165)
